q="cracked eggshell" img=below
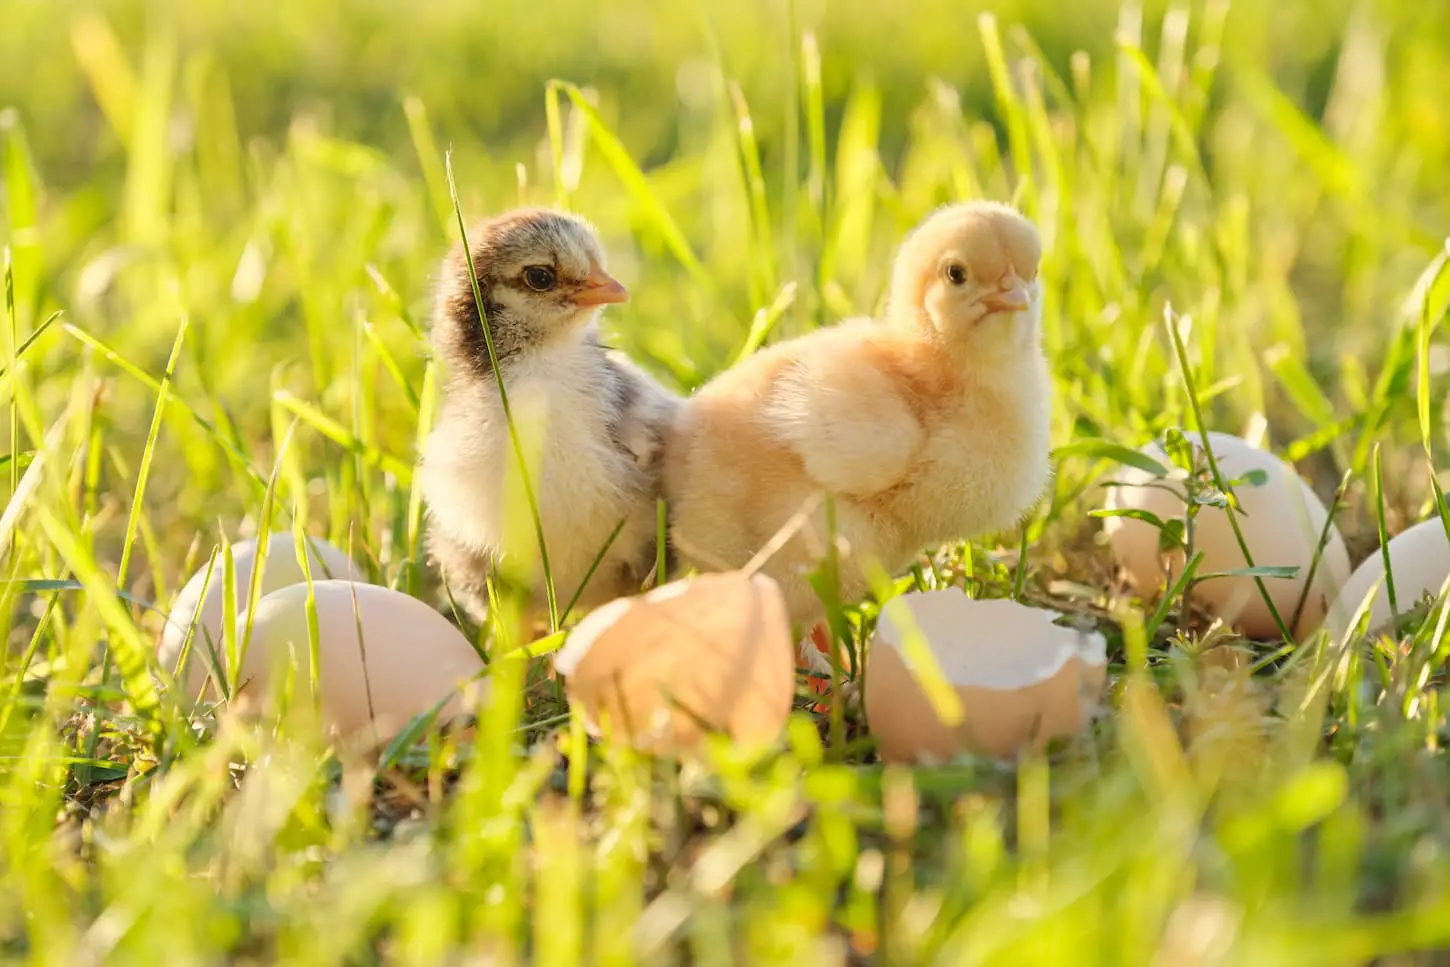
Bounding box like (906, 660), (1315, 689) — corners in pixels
(230, 580), (485, 744)
(1102, 432), (1350, 639)
(1324, 517), (1450, 639)
(553, 571), (794, 755)
(159, 533), (362, 694)
(865, 590), (1107, 763)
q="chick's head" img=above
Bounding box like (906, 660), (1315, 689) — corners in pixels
(888, 201), (1043, 350)
(433, 208), (628, 377)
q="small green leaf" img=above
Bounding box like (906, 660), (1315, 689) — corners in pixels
(1162, 428), (1196, 474)
(1231, 469), (1269, 488)
(1089, 508), (1174, 534)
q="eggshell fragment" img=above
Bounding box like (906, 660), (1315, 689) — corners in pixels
(553, 571), (794, 755)
(1102, 432), (1350, 639)
(159, 533), (361, 693)
(1323, 517), (1450, 639)
(865, 590), (1107, 763)
(228, 580), (485, 744)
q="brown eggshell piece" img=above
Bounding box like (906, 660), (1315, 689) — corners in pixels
(865, 592), (1107, 764)
(553, 571), (794, 755)
(226, 580), (485, 745)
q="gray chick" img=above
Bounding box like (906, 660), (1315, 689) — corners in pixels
(418, 207), (680, 625)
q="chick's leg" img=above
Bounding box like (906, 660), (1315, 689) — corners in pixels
(801, 623), (833, 712)
(762, 507), (882, 715)
(801, 622), (865, 713)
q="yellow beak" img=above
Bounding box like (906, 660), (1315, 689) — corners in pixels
(982, 282), (1031, 314)
(573, 265), (629, 307)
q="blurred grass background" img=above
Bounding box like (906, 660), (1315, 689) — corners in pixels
(3, 0), (1450, 962)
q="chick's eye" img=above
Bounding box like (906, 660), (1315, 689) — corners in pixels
(945, 263), (968, 286)
(523, 266), (556, 291)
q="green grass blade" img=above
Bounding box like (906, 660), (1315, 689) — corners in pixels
(0, 309), (62, 383)
(1414, 243), (1450, 455)
(407, 359), (438, 560)
(1372, 444), (1398, 628)
(34, 505), (161, 739)
(272, 389), (414, 482)
(560, 515), (629, 620)
(549, 80), (717, 299)
(233, 421), (296, 688)
(118, 315), (187, 587)
(730, 282), (797, 366)
(727, 81), (776, 298)
(401, 95), (455, 238)
(62, 323), (265, 491)
(544, 82), (569, 209)
(801, 30), (827, 258)
(444, 150), (559, 632)
(1114, 41), (1209, 189)
(978, 13), (1033, 193)
(1, 114), (42, 320)
(4, 252), (15, 508)
(1165, 304), (1294, 640)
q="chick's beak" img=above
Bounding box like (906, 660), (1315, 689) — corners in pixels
(981, 278), (1032, 314)
(572, 265), (629, 307)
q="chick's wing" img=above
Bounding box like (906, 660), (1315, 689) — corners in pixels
(759, 340), (924, 498)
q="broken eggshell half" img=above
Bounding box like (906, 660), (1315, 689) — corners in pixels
(552, 570), (795, 755)
(865, 590), (1108, 763)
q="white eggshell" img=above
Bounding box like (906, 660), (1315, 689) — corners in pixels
(158, 533), (361, 693)
(1323, 517), (1450, 639)
(1102, 432), (1350, 639)
(229, 580), (485, 743)
(553, 571), (794, 755)
(865, 590), (1107, 763)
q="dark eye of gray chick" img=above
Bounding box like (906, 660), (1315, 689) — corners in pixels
(523, 265), (557, 291)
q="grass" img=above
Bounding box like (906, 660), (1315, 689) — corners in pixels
(3, 0), (1450, 963)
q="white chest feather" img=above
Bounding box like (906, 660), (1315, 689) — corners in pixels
(421, 344), (648, 587)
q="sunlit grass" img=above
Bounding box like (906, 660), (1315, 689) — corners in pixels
(2, 0), (1450, 963)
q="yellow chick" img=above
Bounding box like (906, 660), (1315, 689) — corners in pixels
(664, 201), (1052, 638)
(420, 208), (679, 624)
